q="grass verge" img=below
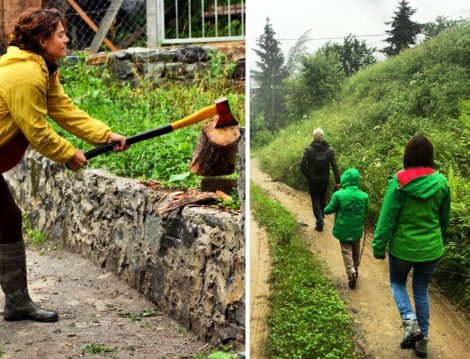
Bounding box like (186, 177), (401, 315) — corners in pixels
(251, 182), (358, 359)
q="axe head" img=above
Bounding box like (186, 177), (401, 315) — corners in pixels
(214, 97), (239, 128)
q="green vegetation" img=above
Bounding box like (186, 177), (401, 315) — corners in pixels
(22, 212), (48, 249)
(117, 307), (159, 321)
(55, 52), (244, 189)
(258, 23), (470, 309)
(81, 343), (119, 355)
(251, 183), (358, 358)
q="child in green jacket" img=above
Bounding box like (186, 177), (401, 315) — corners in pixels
(324, 168), (369, 289)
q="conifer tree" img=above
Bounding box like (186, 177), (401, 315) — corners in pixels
(382, 0), (421, 56)
(251, 18), (287, 132)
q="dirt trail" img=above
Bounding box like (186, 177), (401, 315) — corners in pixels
(0, 248), (206, 359)
(250, 219), (271, 359)
(251, 158), (470, 359)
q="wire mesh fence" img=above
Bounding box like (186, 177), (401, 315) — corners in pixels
(40, 0), (245, 51)
(42, 0), (147, 51)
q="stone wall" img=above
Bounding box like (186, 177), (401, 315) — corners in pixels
(4, 151), (245, 344)
(83, 42), (245, 86)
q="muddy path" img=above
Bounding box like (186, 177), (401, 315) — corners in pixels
(250, 219), (271, 359)
(251, 158), (470, 359)
(0, 248), (206, 359)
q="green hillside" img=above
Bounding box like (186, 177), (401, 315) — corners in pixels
(258, 24), (470, 309)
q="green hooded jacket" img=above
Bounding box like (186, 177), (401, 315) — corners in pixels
(372, 168), (451, 262)
(324, 168), (369, 242)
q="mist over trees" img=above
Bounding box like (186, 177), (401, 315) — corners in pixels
(251, 1), (467, 147)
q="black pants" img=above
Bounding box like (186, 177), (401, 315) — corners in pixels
(0, 174), (23, 244)
(308, 180), (328, 229)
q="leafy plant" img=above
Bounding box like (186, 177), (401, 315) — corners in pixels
(117, 307), (159, 321)
(81, 343), (118, 355)
(22, 213), (48, 249)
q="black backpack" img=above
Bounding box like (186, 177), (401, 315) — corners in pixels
(301, 145), (329, 178)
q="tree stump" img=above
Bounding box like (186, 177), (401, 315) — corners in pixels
(190, 118), (241, 176)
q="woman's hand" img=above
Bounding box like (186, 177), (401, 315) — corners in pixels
(107, 133), (129, 152)
(66, 150), (87, 171)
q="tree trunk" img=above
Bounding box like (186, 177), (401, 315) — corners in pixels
(190, 119), (240, 177)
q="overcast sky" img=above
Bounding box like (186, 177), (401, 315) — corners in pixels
(247, 0), (470, 62)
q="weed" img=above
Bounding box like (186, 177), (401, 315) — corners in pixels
(176, 326), (188, 336)
(81, 343), (118, 355)
(22, 213), (48, 249)
(118, 307), (159, 321)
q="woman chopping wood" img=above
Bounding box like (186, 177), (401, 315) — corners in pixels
(0, 7), (128, 322)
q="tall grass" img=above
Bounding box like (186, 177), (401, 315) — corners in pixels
(258, 24), (470, 309)
(53, 52), (244, 188)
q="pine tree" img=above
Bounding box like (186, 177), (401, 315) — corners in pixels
(251, 18), (287, 132)
(382, 0), (421, 56)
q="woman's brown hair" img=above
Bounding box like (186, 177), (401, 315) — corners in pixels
(9, 7), (65, 55)
(403, 135), (434, 169)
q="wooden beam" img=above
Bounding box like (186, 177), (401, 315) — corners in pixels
(90, 0), (123, 53)
(66, 0), (117, 52)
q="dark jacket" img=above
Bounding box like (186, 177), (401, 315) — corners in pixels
(324, 168), (369, 242)
(372, 167), (450, 262)
(300, 140), (341, 184)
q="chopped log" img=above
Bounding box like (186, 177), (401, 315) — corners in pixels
(190, 118), (240, 177)
(201, 177), (237, 194)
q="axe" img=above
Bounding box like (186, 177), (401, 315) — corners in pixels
(83, 97), (238, 161)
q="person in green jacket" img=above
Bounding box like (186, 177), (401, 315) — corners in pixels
(0, 8), (128, 323)
(324, 168), (369, 289)
(372, 136), (450, 358)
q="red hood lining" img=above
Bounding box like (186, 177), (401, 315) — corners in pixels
(397, 167), (435, 187)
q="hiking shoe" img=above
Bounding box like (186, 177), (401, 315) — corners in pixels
(400, 319), (423, 349)
(348, 274), (356, 289)
(414, 337), (428, 358)
(355, 268), (359, 278)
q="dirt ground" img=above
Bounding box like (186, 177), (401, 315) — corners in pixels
(250, 158), (470, 359)
(249, 219), (271, 359)
(0, 248), (207, 359)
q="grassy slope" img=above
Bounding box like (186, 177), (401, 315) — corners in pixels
(258, 24), (470, 308)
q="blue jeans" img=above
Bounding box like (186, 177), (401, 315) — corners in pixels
(388, 255), (440, 337)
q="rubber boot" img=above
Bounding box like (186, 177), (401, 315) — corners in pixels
(0, 241), (58, 322)
(414, 337), (428, 357)
(400, 318), (423, 349)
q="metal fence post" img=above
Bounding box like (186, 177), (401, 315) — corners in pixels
(147, 0), (158, 47)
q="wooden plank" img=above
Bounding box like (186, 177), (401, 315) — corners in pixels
(90, 0), (123, 53)
(66, 0), (117, 51)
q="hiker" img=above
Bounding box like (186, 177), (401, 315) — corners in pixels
(324, 168), (369, 289)
(0, 7), (128, 322)
(300, 128), (341, 232)
(372, 135), (450, 357)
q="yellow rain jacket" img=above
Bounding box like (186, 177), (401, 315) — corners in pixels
(0, 46), (112, 164)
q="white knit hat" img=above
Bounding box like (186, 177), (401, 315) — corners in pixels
(312, 128), (324, 141)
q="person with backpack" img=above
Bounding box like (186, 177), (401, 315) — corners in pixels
(372, 136), (450, 357)
(300, 128), (341, 232)
(324, 168), (369, 289)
